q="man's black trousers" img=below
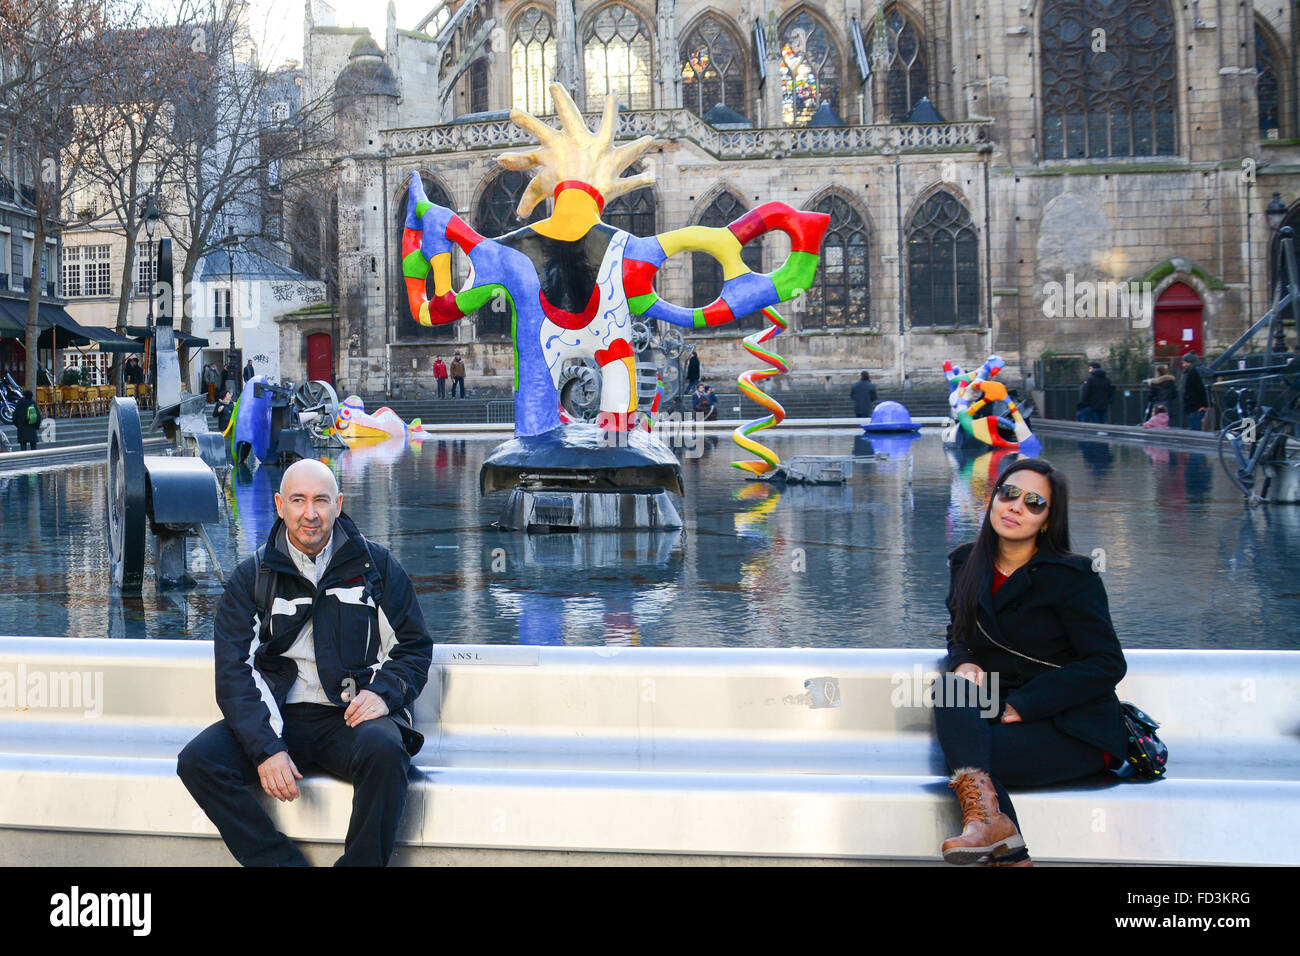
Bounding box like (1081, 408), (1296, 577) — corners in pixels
(177, 703), (412, 866)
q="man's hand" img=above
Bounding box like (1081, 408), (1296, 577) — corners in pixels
(344, 688), (389, 728)
(1001, 703), (1022, 724)
(258, 751), (302, 802)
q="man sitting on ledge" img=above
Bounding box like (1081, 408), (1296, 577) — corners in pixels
(178, 459), (432, 866)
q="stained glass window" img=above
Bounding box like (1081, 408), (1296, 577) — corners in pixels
(1257, 23), (1282, 139)
(473, 169), (547, 339)
(398, 176), (457, 341)
(680, 15), (747, 118)
(583, 3), (653, 110)
(907, 191), (979, 327)
(693, 191), (765, 334)
(870, 6), (928, 123)
(780, 8), (840, 127)
(804, 194), (870, 329)
(511, 7), (557, 115)
(1041, 0), (1177, 159)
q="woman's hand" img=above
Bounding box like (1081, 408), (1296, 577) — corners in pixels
(954, 663), (985, 684)
(1001, 703), (1022, 724)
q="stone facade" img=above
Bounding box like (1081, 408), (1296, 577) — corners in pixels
(293, 0), (1300, 399)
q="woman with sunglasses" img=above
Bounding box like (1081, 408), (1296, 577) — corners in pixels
(934, 457), (1128, 866)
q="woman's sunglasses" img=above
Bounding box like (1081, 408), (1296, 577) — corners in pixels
(994, 483), (1049, 515)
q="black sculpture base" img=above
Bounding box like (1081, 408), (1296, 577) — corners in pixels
(498, 486), (683, 532)
(481, 424), (685, 533)
(479, 424), (684, 496)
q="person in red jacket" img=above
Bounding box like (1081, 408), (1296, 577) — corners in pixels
(433, 356), (448, 399)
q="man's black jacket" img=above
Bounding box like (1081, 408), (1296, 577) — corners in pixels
(1078, 369), (1114, 412)
(944, 542), (1128, 758)
(212, 511), (433, 766)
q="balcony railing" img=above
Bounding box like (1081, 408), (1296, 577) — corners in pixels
(382, 109), (992, 161)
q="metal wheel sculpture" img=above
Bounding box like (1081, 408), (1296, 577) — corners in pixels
(559, 362), (602, 421)
(630, 321), (653, 354)
(107, 397), (148, 591)
(291, 380), (339, 440)
(659, 328), (684, 360)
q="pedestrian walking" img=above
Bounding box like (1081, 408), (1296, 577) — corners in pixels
(450, 353), (466, 399)
(13, 389), (41, 451)
(1076, 361), (1114, 424)
(850, 370), (879, 417)
(1180, 353), (1209, 431)
(433, 356), (448, 399)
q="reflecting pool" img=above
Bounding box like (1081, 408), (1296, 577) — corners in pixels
(0, 429), (1296, 649)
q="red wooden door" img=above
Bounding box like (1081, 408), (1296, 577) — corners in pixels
(1153, 281), (1203, 361)
(306, 333), (332, 383)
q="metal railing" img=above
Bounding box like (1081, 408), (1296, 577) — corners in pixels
(486, 399), (514, 424)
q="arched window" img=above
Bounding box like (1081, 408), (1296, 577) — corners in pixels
(906, 191), (979, 328)
(1257, 22), (1284, 139)
(398, 176), (456, 341)
(680, 14), (748, 118)
(511, 7), (556, 115)
(868, 5), (928, 123)
(804, 194), (870, 329)
(693, 191), (765, 334)
(1041, 0), (1176, 159)
(780, 7), (841, 127)
(474, 170), (547, 338)
(583, 3), (652, 110)
(469, 57), (489, 114)
(603, 168), (656, 237)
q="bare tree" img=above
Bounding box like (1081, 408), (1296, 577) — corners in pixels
(0, 0), (124, 392)
(159, 0), (336, 369)
(72, 10), (202, 388)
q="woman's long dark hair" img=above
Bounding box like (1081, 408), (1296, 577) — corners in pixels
(949, 457), (1074, 644)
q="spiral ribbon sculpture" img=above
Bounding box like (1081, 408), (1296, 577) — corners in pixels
(732, 306), (791, 476)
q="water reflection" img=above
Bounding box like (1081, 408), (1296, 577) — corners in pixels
(0, 431), (1296, 649)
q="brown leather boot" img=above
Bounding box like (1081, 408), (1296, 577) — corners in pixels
(940, 767), (1026, 865)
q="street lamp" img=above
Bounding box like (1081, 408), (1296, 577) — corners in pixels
(142, 199), (160, 394)
(1267, 192), (1288, 230)
(224, 230), (238, 373)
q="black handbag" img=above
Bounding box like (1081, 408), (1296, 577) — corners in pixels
(1114, 701), (1168, 779)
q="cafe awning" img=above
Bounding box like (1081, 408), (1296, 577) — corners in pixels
(126, 325), (210, 348)
(47, 308), (144, 352)
(0, 298), (37, 337)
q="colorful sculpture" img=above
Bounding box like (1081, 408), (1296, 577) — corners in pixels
(332, 396), (427, 443)
(401, 83), (828, 479)
(942, 356), (1038, 452)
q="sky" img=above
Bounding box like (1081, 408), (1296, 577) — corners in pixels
(247, 0), (441, 68)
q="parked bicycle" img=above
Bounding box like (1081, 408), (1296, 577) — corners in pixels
(1217, 371), (1300, 502)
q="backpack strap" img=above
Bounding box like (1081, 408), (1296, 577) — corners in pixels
(254, 545), (276, 645)
(353, 534), (384, 607)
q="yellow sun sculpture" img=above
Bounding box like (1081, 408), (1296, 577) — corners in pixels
(402, 83), (830, 476)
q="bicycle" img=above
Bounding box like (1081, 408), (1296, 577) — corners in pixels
(1217, 376), (1300, 502)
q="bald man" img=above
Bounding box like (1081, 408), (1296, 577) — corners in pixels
(177, 459), (432, 866)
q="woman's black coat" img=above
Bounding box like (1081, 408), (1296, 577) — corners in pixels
(945, 542), (1129, 759)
